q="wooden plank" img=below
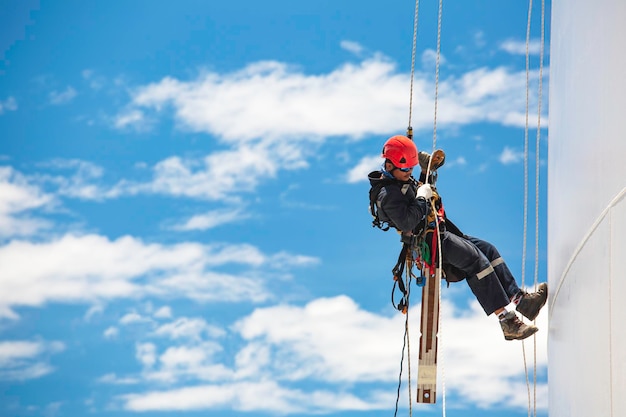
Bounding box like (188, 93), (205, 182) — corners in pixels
(416, 271), (440, 403)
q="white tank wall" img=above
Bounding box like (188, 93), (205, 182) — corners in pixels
(548, 0), (626, 416)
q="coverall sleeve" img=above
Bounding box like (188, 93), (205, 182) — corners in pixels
(380, 185), (429, 233)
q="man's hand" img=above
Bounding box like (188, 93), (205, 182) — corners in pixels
(417, 183), (433, 200)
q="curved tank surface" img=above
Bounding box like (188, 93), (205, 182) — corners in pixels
(548, 0), (626, 416)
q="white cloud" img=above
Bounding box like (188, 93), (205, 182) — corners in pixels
(84, 304), (105, 321)
(446, 155), (467, 168)
(95, 56), (547, 202)
(0, 340), (65, 381)
(0, 166), (53, 213)
(114, 109), (150, 131)
(49, 86), (77, 105)
(234, 296), (548, 409)
(98, 372), (140, 385)
(0, 166), (54, 238)
(8, 56), (544, 205)
(445, 67), (527, 122)
(118, 55), (545, 141)
(121, 57), (412, 140)
(0, 96), (17, 114)
(234, 295), (402, 382)
(346, 155), (382, 183)
(500, 38), (543, 56)
(28, 155), (259, 205)
(441, 301), (548, 409)
(153, 317), (225, 341)
(265, 251), (319, 269)
(499, 146), (524, 164)
(0, 234), (317, 318)
(421, 49), (447, 69)
(169, 208), (249, 231)
(136, 343), (157, 368)
(159, 344), (213, 368)
(103, 327), (119, 339)
(340, 40), (365, 55)
(120, 312), (153, 325)
(101, 313), (239, 386)
(26, 159), (112, 201)
(153, 306), (172, 319)
(120, 380), (391, 413)
(158, 342), (223, 371)
(109, 142), (307, 201)
(111, 295), (547, 413)
(135, 341), (233, 385)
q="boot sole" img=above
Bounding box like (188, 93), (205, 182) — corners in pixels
(504, 326), (539, 341)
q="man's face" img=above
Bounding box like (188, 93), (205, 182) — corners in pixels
(385, 161), (414, 181)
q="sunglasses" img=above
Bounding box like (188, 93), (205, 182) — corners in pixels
(397, 166), (414, 172)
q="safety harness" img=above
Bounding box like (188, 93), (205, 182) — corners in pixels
(369, 176), (447, 313)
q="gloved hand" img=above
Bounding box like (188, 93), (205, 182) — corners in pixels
(416, 183), (433, 200)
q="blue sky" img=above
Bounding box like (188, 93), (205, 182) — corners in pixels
(0, 1), (550, 416)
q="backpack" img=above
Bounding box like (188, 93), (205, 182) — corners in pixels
(368, 175), (398, 231)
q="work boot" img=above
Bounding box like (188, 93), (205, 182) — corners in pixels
(516, 283), (548, 321)
(500, 311), (538, 341)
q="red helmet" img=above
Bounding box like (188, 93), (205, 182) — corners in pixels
(382, 135), (418, 168)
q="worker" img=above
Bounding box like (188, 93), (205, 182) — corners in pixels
(368, 135), (548, 340)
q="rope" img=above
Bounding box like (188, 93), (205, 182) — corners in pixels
(407, 0), (420, 132)
(431, 0), (443, 155)
(398, 0), (421, 409)
(405, 271), (413, 414)
(394, 272), (413, 417)
(532, 1), (545, 416)
(414, 1), (446, 415)
(397, 0), (421, 414)
(393, 330), (407, 417)
(430, 1), (446, 412)
(422, 1), (446, 415)
(521, 1), (533, 415)
(400, 0), (447, 413)
(521, 0), (545, 416)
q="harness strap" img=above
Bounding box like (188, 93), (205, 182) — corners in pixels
(391, 243), (410, 313)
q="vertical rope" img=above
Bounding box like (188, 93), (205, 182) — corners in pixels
(399, 2), (420, 416)
(532, 1), (546, 415)
(522, 2), (532, 302)
(521, 1), (533, 416)
(407, 0), (420, 131)
(394, 314), (411, 417)
(405, 272), (413, 415)
(429, 2), (446, 416)
(405, 1), (446, 415)
(402, 0), (420, 412)
(431, 0), (443, 155)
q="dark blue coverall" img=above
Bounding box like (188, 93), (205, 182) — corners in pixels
(368, 170), (522, 315)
